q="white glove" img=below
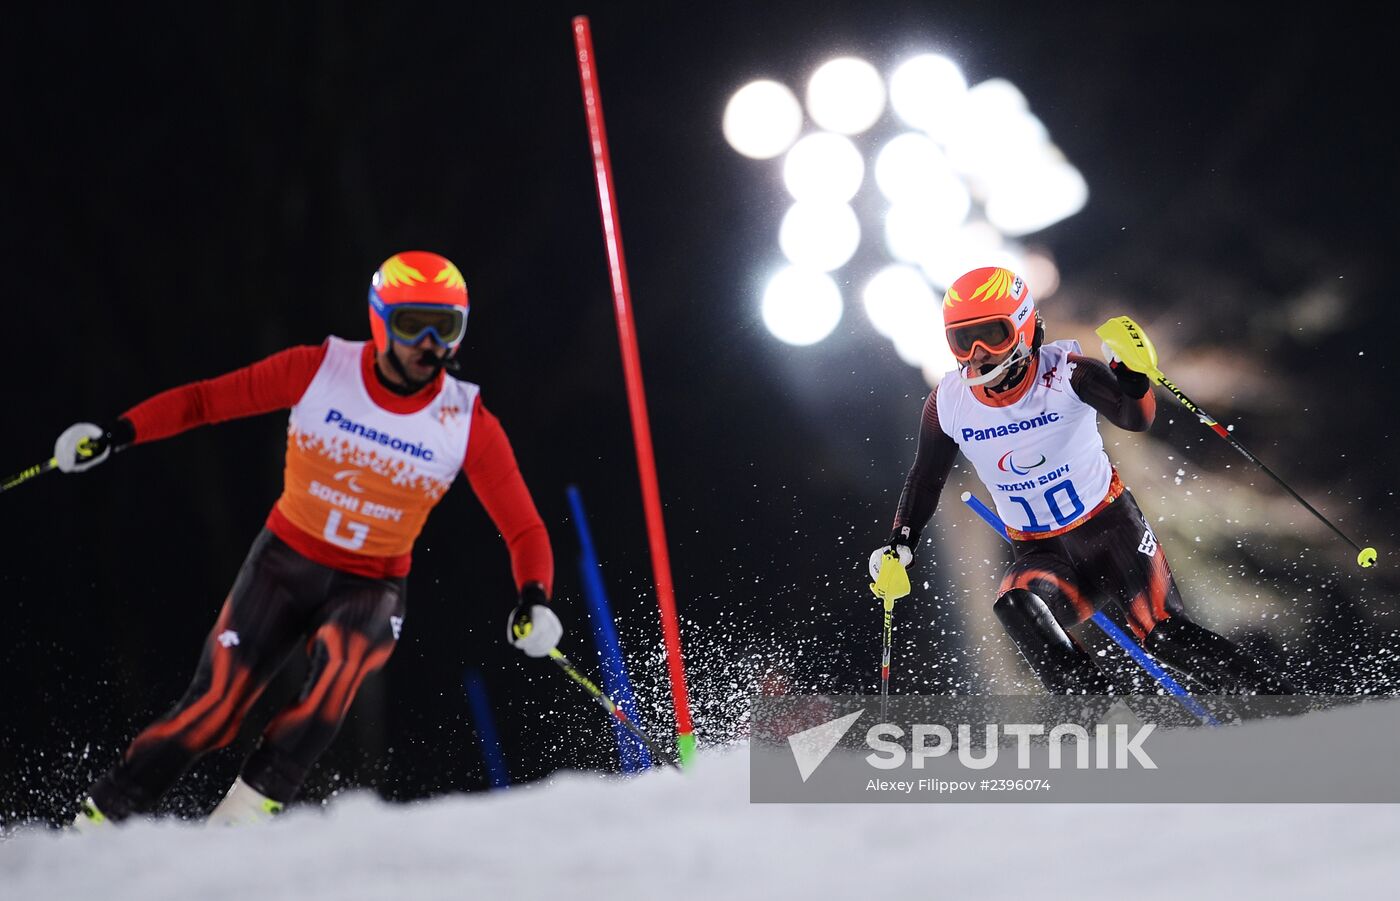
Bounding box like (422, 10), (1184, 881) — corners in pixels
(1100, 341), (1123, 368)
(507, 593), (562, 658)
(869, 543), (913, 582)
(54, 423), (110, 473)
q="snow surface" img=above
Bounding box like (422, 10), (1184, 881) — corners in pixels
(4, 725), (1400, 901)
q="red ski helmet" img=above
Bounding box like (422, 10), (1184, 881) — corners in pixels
(367, 251), (470, 354)
(942, 266), (1037, 363)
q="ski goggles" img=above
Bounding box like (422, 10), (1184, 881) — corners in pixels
(373, 300), (469, 348)
(946, 316), (1017, 361)
(945, 295), (1035, 361)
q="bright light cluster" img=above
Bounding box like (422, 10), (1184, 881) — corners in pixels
(723, 52), (1083, 379)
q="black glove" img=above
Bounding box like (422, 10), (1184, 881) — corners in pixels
(1108, 359), (1151, 399)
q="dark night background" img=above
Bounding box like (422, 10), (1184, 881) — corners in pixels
(3, 2), (1397, 825)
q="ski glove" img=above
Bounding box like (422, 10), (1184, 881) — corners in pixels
(869, 526), (915, 582)
(54, 419), (134, 473)
(1100, 330), (1154, 399)
(507, 583), (562, 658)
(1100, 346), (1152, 400)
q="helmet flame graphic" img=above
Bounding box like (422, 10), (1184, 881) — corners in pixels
(378, 254), (429, 288)
(943, 268), (1019, 308)
(433, 260), (465, 291)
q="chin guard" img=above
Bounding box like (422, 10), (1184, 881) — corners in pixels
(959, 340), (1031, 387)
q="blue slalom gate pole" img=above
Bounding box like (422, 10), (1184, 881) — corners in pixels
(959, 491), (1219, 726)
(566, 485), (653, 771)
(463, 670), (511, 788)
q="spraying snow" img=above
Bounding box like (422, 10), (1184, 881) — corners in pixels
(5, 709), (1400, 901)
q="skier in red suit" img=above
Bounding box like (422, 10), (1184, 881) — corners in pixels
(57, 251), (561, 827)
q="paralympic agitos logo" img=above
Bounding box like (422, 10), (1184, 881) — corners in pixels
(997, 451), (1047, 475)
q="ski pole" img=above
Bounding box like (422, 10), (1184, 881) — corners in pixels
(1, 457), (57, 494)
(869, 551), (911, 721)
(3, 435), (108, 496)
(1098, 316), (1377, 569)
(547, 648), (676, 768)
(961, 491), (1219, 726)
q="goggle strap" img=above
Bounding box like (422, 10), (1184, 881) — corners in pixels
(1009, 295), (1035, 330)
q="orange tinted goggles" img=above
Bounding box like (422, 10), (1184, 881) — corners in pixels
(946, 316), (1017, 361)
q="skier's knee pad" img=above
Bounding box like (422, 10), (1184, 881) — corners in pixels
(994, 588), (1112, 695)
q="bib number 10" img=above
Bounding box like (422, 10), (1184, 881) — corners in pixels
(1008, 479), (1085, 532)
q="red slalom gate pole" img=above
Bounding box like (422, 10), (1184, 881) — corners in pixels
(571, 15), (697, 767)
